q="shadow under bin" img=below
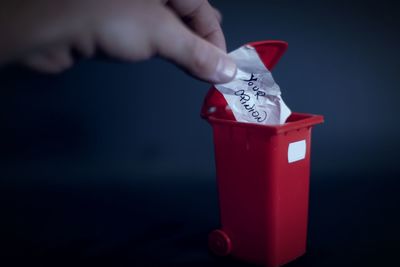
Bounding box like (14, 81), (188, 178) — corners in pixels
(201, 41), (324, 267)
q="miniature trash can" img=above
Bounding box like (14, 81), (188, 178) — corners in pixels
(201, 41), (324, 267)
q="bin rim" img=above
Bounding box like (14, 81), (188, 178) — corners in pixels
(204, 112), (324, 135)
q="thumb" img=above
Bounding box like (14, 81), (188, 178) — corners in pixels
(152, 7), (236, 84)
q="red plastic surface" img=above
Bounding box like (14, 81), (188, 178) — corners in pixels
(202, 41), (324, 266)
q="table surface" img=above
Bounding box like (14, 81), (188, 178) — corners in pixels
(5, 171), (400, 267)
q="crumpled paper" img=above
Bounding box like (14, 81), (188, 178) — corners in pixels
(215, 45), (291, 125)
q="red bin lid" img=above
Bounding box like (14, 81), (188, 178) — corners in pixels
(201, 40), (288, 120)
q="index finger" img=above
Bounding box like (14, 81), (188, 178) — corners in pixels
(167, 0), (227, 51)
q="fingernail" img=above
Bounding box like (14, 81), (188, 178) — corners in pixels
(215, 56), (237, 84)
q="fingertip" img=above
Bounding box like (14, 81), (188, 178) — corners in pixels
(212, 55), (237, 84)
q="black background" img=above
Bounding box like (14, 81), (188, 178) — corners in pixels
(2, 0), (400, 266)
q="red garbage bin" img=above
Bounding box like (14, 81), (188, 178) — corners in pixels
(201, 40), (324, 266)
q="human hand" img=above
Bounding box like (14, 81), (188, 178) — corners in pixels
(0, 0), (236, 83)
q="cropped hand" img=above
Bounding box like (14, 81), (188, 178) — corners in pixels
(0, 0), (236, 83)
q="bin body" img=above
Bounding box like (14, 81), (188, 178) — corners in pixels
(208, 113), (322, 266)
(202, 41), (323, 266)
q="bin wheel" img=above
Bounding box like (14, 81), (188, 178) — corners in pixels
(208, 229), (232, 256)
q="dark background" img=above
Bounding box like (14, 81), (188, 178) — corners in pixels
(2, 0), (400, 266)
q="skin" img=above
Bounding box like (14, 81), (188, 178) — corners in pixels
(0, 0), (237, 83)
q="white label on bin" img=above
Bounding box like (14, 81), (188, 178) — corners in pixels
(288, 140), (306, 163)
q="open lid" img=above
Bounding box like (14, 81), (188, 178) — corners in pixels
(201, 40), (288, 120)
